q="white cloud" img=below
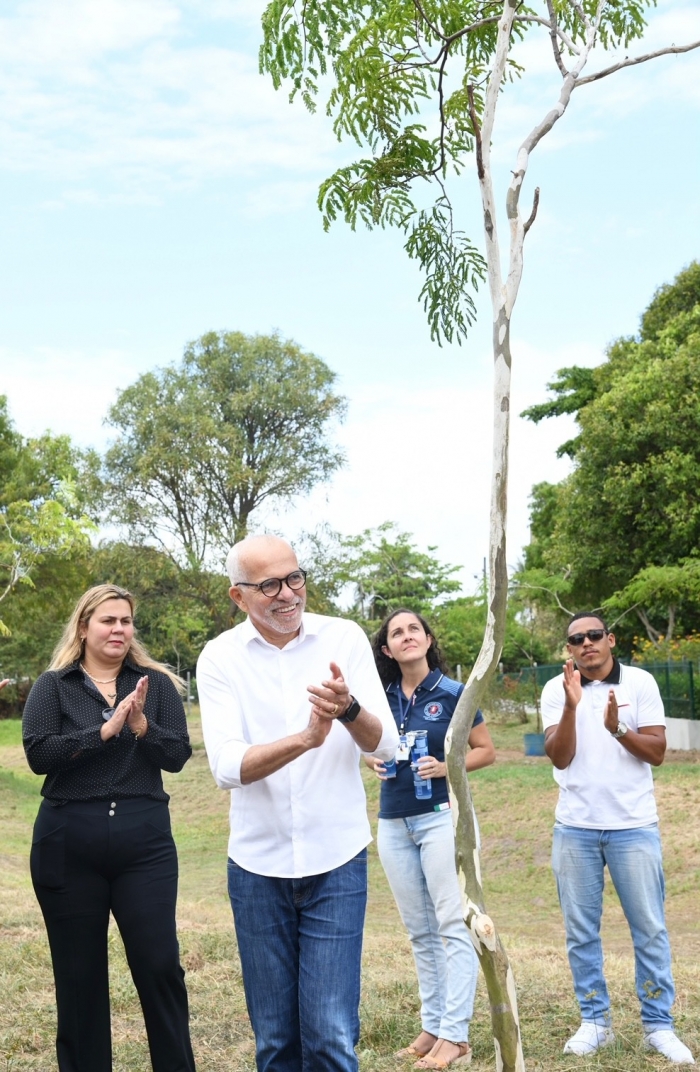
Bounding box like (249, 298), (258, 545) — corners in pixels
(0, 0), (697, 202)
(1, 345), (142, 447)
(0, 0), (340, 192)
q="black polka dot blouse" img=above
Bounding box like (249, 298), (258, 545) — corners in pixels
(22, 658), (192, 805)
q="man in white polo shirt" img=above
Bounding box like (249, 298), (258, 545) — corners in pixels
(541, 612), (694, 1065)
(197, 535), (398, 1072)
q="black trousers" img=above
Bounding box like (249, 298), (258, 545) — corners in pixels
(31, 797), (196, 1072)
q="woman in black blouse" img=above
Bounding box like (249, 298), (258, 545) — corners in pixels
(23, 584), (196, 1072)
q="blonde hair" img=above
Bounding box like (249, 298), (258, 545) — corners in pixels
(49, 583), (186, 694)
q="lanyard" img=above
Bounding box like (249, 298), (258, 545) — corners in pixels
(396, 687), (415, 735)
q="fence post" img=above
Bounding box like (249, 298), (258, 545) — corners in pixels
(665, 663), (671, 718)
(689, 662), (695, 721)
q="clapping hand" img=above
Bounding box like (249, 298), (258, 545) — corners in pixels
(100, 677), (148, 741)
(562, 658), (582, 708)
(307, 662), (350, 720)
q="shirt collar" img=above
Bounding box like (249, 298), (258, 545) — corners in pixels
(579, 655), (621, 687)
(387, 667), (444, 695)
(239, 612), (315, 649)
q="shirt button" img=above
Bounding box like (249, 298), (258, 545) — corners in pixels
(109, 809), (115, 816)
(111, 802), (117, 808)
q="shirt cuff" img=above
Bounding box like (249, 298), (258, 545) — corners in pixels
(361, 721), (399, 763)
(209, 740), (250, 789)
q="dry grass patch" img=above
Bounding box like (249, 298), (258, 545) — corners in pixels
(1, 712), (698, 1070)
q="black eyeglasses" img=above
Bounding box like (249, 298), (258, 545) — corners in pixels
(235, 569), (307, 599)
(567, 629), (607, 646)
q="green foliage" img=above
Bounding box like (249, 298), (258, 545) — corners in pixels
(337, 522), (461, 626)
(641, 260), (700, 342)
(521, 263), (700, 641)
(520, 366), (597, 458)
(298, 522), (461, 626)
(434, 590), (557, 674)
(0, 549), (92, 687)
(261, 0), (653, 345)
(104, 331), (346, 579)
(0, 398), (98, 634)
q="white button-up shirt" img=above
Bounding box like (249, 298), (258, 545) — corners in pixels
(197, 613), (398, 877)
(541, 662), (665, 829)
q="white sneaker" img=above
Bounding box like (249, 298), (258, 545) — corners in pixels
(644, 1030), (695, 1064)
(563, 1022), (615, 1056)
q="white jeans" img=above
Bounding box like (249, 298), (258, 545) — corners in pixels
(377, 809), (478, 1041)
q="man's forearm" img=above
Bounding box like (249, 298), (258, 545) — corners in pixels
(341, 707), (383, 752)
(617, 727), (666, 766)
(240, 732), (313, 784)
(545, 703), (578, 769)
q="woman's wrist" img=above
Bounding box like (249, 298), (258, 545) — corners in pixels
(131, 717), (148, 739)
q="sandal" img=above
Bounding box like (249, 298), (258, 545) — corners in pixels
(413, 1039), (472, 1069)
(395, 1031), (438, 1058)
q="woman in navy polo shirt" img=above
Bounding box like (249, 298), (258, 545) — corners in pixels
(369, 609), (495, 1070)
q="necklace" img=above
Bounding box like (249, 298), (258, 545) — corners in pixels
(80, 664), (118, 684)
(81, 664), (119, 701)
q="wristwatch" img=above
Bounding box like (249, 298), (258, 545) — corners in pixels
(339, 696), (361, 724)
(611, 721), (628, 738)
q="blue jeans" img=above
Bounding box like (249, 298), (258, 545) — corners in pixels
(552, 823), (675, 1028)
(227, 850), (367, 1072)
(377, 811), (478, 1041)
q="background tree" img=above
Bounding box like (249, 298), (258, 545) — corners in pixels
(104, 331), (347, 628)
(434, 590), (555, 675)
(340, 522), (461, 624)
(261, 3), (700, 1065)
(0, 396), (98, 638)
(519, 264), (700, 647)
(299, 521), (461, 625)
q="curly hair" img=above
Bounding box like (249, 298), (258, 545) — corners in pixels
(371, 608), (449, 687)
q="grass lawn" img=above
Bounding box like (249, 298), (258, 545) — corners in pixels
(1, 711), (698, 1070)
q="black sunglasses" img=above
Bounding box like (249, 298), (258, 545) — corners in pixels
(235, 569), (307, 599)
(567, 629), (607, 646)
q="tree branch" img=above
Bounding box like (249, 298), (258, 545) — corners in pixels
(568, 0), (590, 31)
(636, 605), (661, 644)
(512, 581), (574, 617)
(576, 40), (700, 86)
(411, 0), (445, 41)
(437, 43), (450, 171)
(545, 0), (569, 76)
(467, 83), (484, 180)
(523, 186), (540, 234)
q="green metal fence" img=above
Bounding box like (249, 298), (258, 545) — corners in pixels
(509, 661), (697, 720)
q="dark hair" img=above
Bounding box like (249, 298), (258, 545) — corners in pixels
(567, 610), (609, 635)
(371, 608), (448, 687)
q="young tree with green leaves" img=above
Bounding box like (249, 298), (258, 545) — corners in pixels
(260, 5), (700, 1066)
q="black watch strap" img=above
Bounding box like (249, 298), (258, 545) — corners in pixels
(339, 696), (361, 724)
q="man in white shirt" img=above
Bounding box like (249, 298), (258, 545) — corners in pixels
(541, 612), (694, 1066)
(197, 535), (398, 1072)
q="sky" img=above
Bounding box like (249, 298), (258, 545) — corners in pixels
(1, 0), (699, 593)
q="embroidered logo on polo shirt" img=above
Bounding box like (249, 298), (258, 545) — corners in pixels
(424, 701), (443, 720)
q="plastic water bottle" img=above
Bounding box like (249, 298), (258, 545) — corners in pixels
(411, 730), (432, 800)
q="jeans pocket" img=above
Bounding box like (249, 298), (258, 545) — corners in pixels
(30, 823), (66, 890)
